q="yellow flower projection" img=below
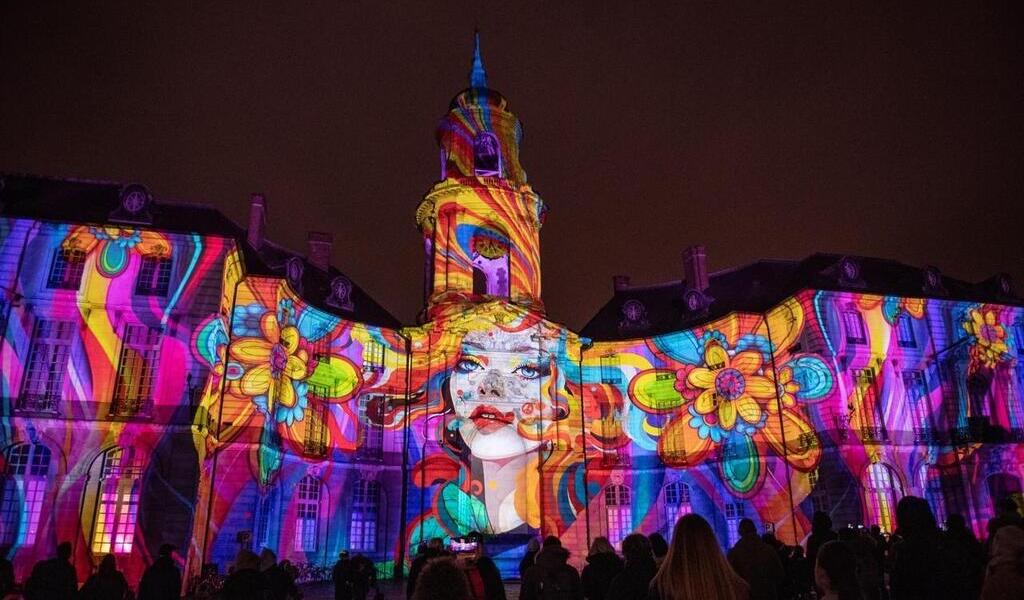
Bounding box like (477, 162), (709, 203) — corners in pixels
(231, 312), (310, 418)
(963, 308), (1009, 369)
(684, 342), (773, 431)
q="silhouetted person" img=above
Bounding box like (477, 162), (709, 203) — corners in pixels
(79, 554), (129, 600)
(606, 533), (657, 600)
(649, 514), (748, 600)
(408, 538), (445, 599)
(220, 549), (270, 600)
(981, 525), (1024, 600)
(837, 528), (881, 600)
(333, 551), (354, 600)
(458, 532), (505, 600)
(943, 514), (984, 600)
(647, 532), (668, 567)
(25, 541), (78, 600)
(138, 544), (182, 600)
(727, 519), (783, 600)
(889, 496), (951, 600)
(521, 536), (583, 600)
(519, 538), (541, 580)
(986, 496), (1023, 547)
(350, 554), (376, 600)
(260, 548), (300, 600)
(785, 545), (812, 599)
(581, 537), (622, 600)
(413, 557), (472, 600)
(806, 512), (837, 568)
(0, 548), (14, 599)
(814, 540), (861, 600)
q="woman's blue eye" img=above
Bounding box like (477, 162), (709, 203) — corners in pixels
(515, 364), (541, 379)
(456, 358), (482, 373)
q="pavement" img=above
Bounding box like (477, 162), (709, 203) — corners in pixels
(298, 580), (521, 600)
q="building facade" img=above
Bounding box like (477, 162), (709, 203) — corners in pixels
(1, 41), (1022, 585)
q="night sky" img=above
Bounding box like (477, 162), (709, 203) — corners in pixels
(2, 3), (1021, 328)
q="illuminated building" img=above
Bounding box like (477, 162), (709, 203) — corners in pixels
(0, 37), (1021, 582)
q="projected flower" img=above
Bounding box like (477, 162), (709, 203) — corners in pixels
(62, 225), (170, 277)
(858, 295), (926, 325)
(230, 312), (310, 424)
(963, 308), (1009, 368)
(630, 299), (834, 495)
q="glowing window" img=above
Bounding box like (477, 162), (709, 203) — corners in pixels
(1009, 367), (1024, 430)
(663, 482), (692, 533)
(605, 485), (632, 548)
(20, 319), (75, 413)
(808, 468), (820, 486)
(349, 479), (380, 552)
(111, 325), (160, 417)
(896, 315), (916, 348)
(903, 370), (933, 438)
(843, 310), (867, 344)
(363, 341), (385, 373)
(303, 400), (328, 457)
(473, 133), (501, 177)
(46, 247), (86, 290)
(294, 475), (321, 552)
(256, 489), (277, 549)
(357, 396), (384, 459)
(0, 444), (51, 546)
(600, 355), (622, 384)
(135, 256), (172, 297)
(92, 447), (141, 555)
(725, 502), (745, 547)
(863, 463), (903, 534)
(852, 368), (885, 439)
(921, 465), (946, 526)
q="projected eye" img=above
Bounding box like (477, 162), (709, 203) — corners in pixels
(514, 364), (541, 380)
(456, 358), (483, 374)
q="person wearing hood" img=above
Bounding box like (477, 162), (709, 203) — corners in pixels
(138, 544), (182, 600)
(606, 533), (657, 600)
(260, 548), (300, 600)
(221, 549), (270, 600)
(981, 525), (1024, 600)
(581, 537), (623, 600)
(519, 538), (541, 580)
(521, 536), (583, 600)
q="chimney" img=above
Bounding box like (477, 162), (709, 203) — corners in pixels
(247, 193), (267, 249)
(682, 245), (708, 292)
(307, 231), (333, 271)
(613, 275), (631, 292)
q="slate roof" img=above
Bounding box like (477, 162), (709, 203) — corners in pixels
(0, 173), (401, 329)
(581, 253), (1022, 341)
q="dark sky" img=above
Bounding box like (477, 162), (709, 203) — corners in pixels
(2, 2), (1022, 328)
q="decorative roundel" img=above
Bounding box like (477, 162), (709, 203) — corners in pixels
(999, 274), (1012, 295)
(331, 276), (352, 300)
(840, 257), (860, 281)
(684, 290), (704, 312)
(286, 257), (304, 286)
(925, 267), (941, 289)
(120, 184), (151, 214)
(622, 299), (646, 322)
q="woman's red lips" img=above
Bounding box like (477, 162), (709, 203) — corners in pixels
(469, 405), (514, 432)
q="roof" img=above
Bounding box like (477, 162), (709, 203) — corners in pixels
(0, 173), (402, 329)
(580, 253), (1022, 341)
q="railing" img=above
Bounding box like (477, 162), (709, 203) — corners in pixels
(16, 395), (60, 415)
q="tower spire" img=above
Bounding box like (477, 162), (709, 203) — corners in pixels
(469, 30), (488, 89)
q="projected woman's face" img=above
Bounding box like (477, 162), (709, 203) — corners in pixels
(450, 329), (551, 460)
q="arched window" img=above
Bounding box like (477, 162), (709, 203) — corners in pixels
(863, 463), (903, 533)
(350, 479), (381, 552)
(663, 481), (692, 534)
(255, 487), (279, 550)
(92, 447), (141, 554)
(294, 475), (322, 552)
(0, 443), (51, 546)
(473, 133), (501, 177)
(605, 484), (632, 548)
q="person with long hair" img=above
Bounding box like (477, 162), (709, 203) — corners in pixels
(582, 536), (623, 600)
(606, 533), (657, 600)
(649, 514), (748, 600)
(413, 558), (473, 600)
(814, 541), (862, 600)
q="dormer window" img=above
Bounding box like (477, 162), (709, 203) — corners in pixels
(473, 132), (501, 177)
(47, 247), (86, 290)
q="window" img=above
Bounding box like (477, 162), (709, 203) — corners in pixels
(357, 396), (385, 459)
(895, 315), (916, 348)
(0, 444), (51, 546)
(363, 341), (385, 373)
(725, 502), (745, 547)
(255, 489), (277, 549)
(294, 475), (321, 552)
(600, 355), (622, 384)
(852, 368), (886, 441)
(605, 485), (632, 548)
(663, 482), (692, 533)
(903, 370), (932, 441)
(46, 247), (86, 290)
(304, 400), (328, 457)
(20, 319), (75, 413)
(111, 325), (160, 417)
(811, 492), (832, 514)
(350, 480), (380, 552)
(92, 447), (141, 554)
(921, 466), (946, 526)
(1010, 368), (1024, 431)
(473, 133), (501, 177)
(808, 468), (820, 487)
(863, 463), (903, 533)
(135, 255), (172, 296)
(843, 310), (867, 344)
